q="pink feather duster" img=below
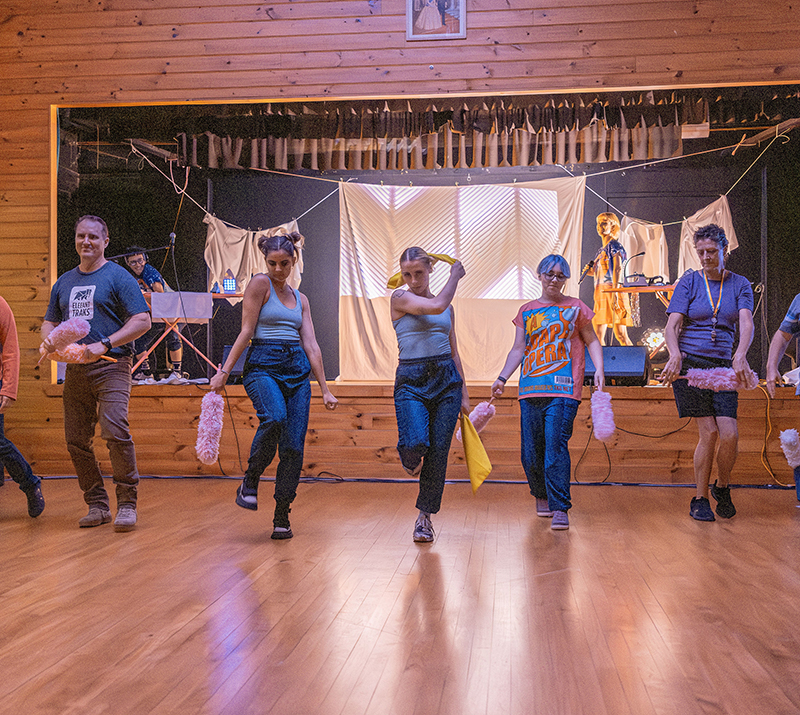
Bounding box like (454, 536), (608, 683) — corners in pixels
(456, 400), (496, 442)
(196, 392), (225, 465)
(48, 317), (91, 350)
(591, 390), (616, 442)
(685, 367), (758, 391)
(52, 343), (91, 363)
(779, 429), (800, 469)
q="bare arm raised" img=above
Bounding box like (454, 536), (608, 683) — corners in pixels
(390, 261), (465, 319)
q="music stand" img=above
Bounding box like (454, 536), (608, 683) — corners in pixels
(131, 292), (216, 374)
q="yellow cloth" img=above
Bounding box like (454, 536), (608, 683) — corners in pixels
(460, 412), (492, 493)
(386, 253), (457, 290)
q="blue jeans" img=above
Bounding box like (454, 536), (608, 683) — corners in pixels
(520, 396), (580, 512)
(242, 341), (311, 506)
(0, 399), (39, 493)
(394, 355), (463, 514)
(62, 358), (139, 508)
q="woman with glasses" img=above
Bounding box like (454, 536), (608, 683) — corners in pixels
(660, 224), (753, 522)
(492, 254), (604, 530)
(391, 248), (468, 543)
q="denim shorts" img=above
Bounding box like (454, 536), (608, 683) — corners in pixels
(672, 353), (738, 419)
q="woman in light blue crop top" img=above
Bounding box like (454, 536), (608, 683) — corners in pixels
(390, 246), (469, 543)
(210, 232), (338, 540)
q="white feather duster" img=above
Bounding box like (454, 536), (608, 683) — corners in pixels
(779, 429), (800, 469)
(196, 392), (225, 465)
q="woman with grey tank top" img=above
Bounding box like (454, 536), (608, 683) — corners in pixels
(390, 247), (469, 543)
(210, 232), (338, 539)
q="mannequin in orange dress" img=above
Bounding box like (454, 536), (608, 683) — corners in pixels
(582, 212), (633, 346)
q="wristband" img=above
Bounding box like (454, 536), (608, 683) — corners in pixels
(497, 375), (508, 384)
(100, 336), (113, 352)
(219, 368), (230, 375)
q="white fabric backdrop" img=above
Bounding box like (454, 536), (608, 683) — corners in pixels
(339, 176), (586, 381)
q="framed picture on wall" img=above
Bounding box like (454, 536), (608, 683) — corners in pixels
(406, 0), (466, 41)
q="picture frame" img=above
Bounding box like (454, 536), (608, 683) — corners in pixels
(406, 0), (466, 41)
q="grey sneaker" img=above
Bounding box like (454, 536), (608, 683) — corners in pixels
(163, 371), (190, 385)
(114, 503), (137, 532)
(551, 510), (570, 530)
(536, 497), (553, 517)
(413, 512), (435, 542)
(78, 506), (111, 528)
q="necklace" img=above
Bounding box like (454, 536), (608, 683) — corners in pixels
(702, 270), (725, 344)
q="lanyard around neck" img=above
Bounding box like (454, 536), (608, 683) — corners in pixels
(702, 269), (724, 320)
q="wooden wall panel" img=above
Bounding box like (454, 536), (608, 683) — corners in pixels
(1, 0), (800, 480)
(6, 386), (796, 490)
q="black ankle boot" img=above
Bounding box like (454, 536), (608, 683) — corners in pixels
(235, 478), (258, 511)
(271, 502), (293, 540)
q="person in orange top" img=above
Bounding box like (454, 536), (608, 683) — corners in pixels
(0, 295), (45, 517)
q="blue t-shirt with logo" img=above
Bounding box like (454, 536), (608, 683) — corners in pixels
(666, 270), (753, 360)
(45, 262), (149, 357)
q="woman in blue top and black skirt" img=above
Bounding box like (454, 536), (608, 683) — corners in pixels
(391, 248), (469, 543)
(210, 232), (338, 539)
(661, 224), (754, 522)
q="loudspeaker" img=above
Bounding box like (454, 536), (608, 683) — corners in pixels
(584, 346), (650, 386)
(222, 345), (247, 382)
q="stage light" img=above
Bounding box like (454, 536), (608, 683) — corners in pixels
(642, 327), (664, 351)
(223, 269), (237, 294)
(641, 326), (667, 363)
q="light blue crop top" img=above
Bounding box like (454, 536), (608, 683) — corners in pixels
(392, 306), (452, 360)
(253, 277), (302, 341)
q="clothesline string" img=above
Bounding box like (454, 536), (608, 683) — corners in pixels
(562, 131), (790, 227)
(129, 142), (349, 232)
(131, 129), (790, 235)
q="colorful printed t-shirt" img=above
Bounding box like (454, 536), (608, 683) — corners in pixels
(512, 297), (594, 401)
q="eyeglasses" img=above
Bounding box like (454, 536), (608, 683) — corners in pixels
(127, 257), (145, 265)
(542, 272), (567, 282)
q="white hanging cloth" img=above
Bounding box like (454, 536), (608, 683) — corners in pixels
(677, 196), (738, 276)
(203, 214), (301, 305)
(620, 216), (670, 284)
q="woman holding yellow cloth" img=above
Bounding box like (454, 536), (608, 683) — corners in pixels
(390, 247), (468, 543)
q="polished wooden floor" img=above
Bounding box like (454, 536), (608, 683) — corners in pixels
(1, 477), (799, 715)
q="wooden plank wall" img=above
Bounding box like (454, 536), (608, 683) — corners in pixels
(22, 384), (800, 488)
(2, 0), (800, 479)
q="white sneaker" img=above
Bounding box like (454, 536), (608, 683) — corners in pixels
(163, 371), (189, 385)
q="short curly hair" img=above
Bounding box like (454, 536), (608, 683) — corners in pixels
(693, 223), (728, 250)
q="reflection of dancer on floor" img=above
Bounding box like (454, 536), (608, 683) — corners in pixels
(209, 232), (338, 540)
(415, 0), (443, 31)
(390, 248), (468, 543)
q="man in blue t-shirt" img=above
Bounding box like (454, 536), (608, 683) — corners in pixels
(124, 246), (185, 385)
(40, 216), (151, 531)
(766, 293), (800, 502)
(766, 293), (800, 398)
